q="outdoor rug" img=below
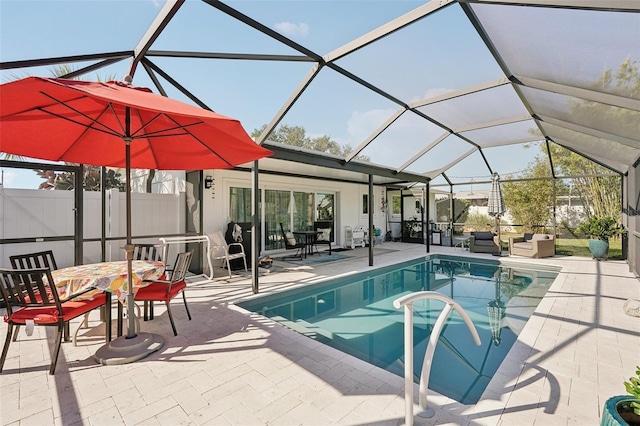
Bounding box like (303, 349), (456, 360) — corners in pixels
(273, 252), (353, 266)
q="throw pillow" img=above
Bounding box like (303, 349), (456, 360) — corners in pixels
(285, 232), (297, 246)
(317, 228), (331, 242)
(523, 233), (533, 241)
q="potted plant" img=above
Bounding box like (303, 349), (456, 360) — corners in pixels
(577, 215), (624, 260)
(601, 366), (640, 426)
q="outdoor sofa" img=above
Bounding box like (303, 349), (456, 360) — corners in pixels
(469, 231), (501, 254)
(509, 233), (555, 258)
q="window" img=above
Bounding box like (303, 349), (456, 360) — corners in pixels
(229, 187), (251, 222)
(392, 195), (401, 215)
(362, 193), (376, 215)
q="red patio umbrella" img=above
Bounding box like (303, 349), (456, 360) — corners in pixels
(0, 76), (272, 363)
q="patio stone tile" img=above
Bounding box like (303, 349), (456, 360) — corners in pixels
(0, 244), (637, 425)
(156, 405), (192, 425)
(270, 401), (334, 425)
(122, 395), (179, 424)
(86, 405), (125, 426)
(253, 392), (303, 424)
(19, 408), (56, 426)
(191, 394), (241, 426)
(172, 382), (211, 414)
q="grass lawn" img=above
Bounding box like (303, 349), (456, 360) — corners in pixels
(555, 238), (623, 260)
(499, 234), (623, 260)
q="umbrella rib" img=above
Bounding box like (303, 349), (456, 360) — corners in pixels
(37, 91), (125, 138)
(158, 112), (235, 168)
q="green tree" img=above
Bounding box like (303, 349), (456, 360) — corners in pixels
(37, 167), (125, 191)
(464, 212), (494, 232)
(502, 160), (554, 232)
(546, 144), (620, 219)
(252, 124), (370, 161)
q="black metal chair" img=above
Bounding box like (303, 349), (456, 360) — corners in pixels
(279, 223), (304, 260)
(0, 268), (107, 374)
(9, 250), (58, 271)
(134, 251), (193, 336)
(313, 221), (333, 255)
(8, 250), (67, 342)
(132, 243), (168, 321)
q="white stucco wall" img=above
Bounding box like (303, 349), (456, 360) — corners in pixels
(202, 169), (389, 253)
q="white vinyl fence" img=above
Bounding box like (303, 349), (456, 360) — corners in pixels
(0, 188), (184, 269)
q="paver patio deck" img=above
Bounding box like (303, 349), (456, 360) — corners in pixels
(1, 242), (639, 425)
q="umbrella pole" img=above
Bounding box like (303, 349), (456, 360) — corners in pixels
(125, 139), (136, 339)
(94, 111), (164, 365)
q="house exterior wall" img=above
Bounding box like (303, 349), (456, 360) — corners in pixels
(202, 169), (389, 254)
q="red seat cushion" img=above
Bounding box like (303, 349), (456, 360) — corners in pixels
(5, 293), (106, 325)
(135, 281), (186, 303)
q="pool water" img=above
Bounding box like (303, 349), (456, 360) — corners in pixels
(238, 255), (559, 404)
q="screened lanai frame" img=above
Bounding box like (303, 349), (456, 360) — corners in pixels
(1, 0), (639, 275)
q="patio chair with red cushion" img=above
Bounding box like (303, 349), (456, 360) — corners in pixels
(0, 267), (107, 375)
(133, 243), (168, 321)
(134, 251), (193, 336)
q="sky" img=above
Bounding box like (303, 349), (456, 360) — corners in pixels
(2, 0), (630, 191)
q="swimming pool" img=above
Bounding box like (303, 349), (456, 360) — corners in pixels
(238, 255), (559, 404)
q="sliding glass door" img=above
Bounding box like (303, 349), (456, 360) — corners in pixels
(234, 187), (336, 251)
(264, 189), (291, 250)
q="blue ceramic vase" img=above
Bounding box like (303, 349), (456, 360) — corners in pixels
(601, 395), (640, 425)
(589, 239), (609, 260)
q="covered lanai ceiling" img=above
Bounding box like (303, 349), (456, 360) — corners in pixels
(1, 0), (639, 188)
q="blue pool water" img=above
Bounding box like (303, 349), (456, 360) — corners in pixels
(238, 255), (559, 404)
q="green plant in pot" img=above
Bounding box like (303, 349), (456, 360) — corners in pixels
(577, 215), (624, 260)
(601, 366), (640, 426)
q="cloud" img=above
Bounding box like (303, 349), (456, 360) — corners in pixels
(347, 108), (396, 142)
(410, 87), (453, 103)
(274, 22), (309, 37)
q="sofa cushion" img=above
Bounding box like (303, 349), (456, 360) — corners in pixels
(475, 240), (496, 247)
(532, 234), (551, 240)
(473, 231), (494, 240)
(513, 242), (533, 250)
(523, 233), (533, 241)
(316, 228), (331, 242)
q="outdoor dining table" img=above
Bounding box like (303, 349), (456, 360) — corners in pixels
(51, 260), (165, 341)
(293, 230), (322, 258)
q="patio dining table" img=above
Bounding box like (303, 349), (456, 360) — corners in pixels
(52, 260), (165, 341)
(293, 230), (322, 258)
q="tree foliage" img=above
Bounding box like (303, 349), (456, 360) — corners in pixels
(464, 212), (494, 232)
(547, 144), (620, 219)
(37, 166), (125, 191)
(252, 124), (370, 161)
(502, 160), (554, 232)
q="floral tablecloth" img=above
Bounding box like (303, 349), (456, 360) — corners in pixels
(52, 260), (165, 302)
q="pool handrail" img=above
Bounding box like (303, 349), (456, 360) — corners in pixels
(393, 291), (481, 426)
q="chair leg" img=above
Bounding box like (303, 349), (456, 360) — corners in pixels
(50, 323), (64, 375)
(242, 256), (248, 273)
(0, 324), (14, 373)
(227, 261), (232, 279)
(182, 291), (191, 321)
(165, 302), (177, 336)
(11, 325), (20, 342)
(72, 312), (95, 347)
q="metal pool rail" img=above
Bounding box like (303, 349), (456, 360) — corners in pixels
(394, 291), (481, 426)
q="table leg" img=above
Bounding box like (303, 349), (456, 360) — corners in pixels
(105, 292), (112, 342)
(117, 301), (123, 337)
